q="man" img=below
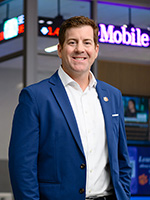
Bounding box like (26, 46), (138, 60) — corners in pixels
(9, 16), (131, 200)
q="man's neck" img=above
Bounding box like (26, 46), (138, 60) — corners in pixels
(70, 72), (90, 91)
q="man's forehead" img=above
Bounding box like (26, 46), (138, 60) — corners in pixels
(65, 26), (94, 38)
(66, 25), (93, 32)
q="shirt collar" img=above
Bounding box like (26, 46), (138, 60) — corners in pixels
(58, 66), (97, 89)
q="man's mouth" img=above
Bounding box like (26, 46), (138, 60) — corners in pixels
(73, 57), (86, 60)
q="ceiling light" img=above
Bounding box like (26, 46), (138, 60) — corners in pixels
(147, 26), (150, 31)
(39, 19), (45, 24)
(46, 20), (53, 25)
(45, 44), (58, 53)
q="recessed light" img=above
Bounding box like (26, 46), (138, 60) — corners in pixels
(39, 19), (45, 24)
(47, 21), (53, 25)
(45, 45), (58, 53)
(147, 26), (150, 31)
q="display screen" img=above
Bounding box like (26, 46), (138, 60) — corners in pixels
(122, 96), (149, 126)
(128, 145), (150, 196)
(4, 17), (19, 40)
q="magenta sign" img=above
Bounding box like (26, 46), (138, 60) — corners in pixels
(98, 24), (150, 48)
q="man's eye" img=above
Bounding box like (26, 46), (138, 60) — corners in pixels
(85, 41), (91, 45)
(69, 41), (76, 45)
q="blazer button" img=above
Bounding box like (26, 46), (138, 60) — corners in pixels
(79, 188), (85, 194)
(80, 163), (86, 169)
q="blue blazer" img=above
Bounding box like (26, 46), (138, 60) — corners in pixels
(9, 71), (131, 200)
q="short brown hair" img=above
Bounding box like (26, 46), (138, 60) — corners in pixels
(58, 16), (99, 47)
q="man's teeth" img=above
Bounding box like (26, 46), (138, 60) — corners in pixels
(74, 57), (85, 60)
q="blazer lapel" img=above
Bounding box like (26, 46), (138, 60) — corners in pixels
(48, 71), (85, 156)
(96, 81), (114, 165)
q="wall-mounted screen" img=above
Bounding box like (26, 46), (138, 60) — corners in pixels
(122, 96), (149, 127)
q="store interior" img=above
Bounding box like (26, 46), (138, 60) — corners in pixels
(0, 0), (150, 199)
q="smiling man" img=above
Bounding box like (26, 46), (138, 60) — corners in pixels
(57, 24), (99, 91)
(9, 16), (131, 200)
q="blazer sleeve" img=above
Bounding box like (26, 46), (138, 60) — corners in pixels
(9, 88), (40, 200)
(118, 91), (132, 199)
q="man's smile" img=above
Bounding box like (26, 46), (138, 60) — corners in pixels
(72, 57), (87, 61)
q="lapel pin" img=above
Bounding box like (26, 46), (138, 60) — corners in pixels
(103, 96), (109, 102)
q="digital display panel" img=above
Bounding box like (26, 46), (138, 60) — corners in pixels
(128, 145), (150, 196)
(122, 96), (149, 127)
(4, 17), (18, 40)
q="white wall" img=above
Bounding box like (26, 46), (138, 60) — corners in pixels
(0, 67), (22, 159)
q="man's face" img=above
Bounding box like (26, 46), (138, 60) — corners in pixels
(57, 25), (99, 79)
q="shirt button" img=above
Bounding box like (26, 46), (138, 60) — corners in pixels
(85, 110), (88, 114)
(79, 188), (85, 194)
(88, 129), (91, 133)
(80, 163), (86, 169)
(89, 189), (92, 193)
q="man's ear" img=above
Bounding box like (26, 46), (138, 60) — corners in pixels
(57, 43), (62, 59)
(95, 44), (99, 58)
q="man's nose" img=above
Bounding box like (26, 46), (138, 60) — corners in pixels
(75, 42), (84, 52)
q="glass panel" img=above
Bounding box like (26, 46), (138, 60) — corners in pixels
(0, 0), (23, 24)
(38, 0), (90, 19)
(97, 2), (150, 29)
(0, 1), (23, 195)
(0, 0), (23, 57)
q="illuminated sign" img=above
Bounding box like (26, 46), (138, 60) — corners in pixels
(0, 15), (62, 43)
(38, 16), (63, 37)
(0, 14), (24, 42)
(99, 24), (150, 48)
(128, 146), (150, 195)
(39, 26), (60, 37)
(0, 14), (150, 48)
(4, 17), (18, 40)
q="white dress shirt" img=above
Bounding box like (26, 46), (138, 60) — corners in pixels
(58, 66), (113, 197)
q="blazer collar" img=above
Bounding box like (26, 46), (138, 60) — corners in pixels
(96, 81), (115, 165)
(96, 81), (112, 136)
(48, 71), (85, 156)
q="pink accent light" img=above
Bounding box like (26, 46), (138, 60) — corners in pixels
(98, 24), (150, 48)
